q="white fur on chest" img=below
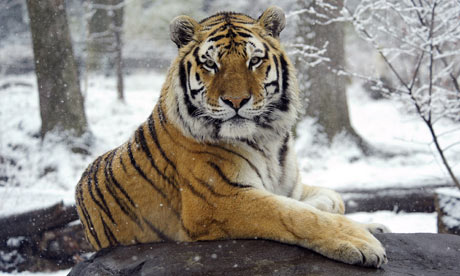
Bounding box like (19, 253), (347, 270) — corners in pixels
(234, 136), (299, 197)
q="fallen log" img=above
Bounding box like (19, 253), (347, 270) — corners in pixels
(0, 201), (78, 243)
(339, 184), (451, 213)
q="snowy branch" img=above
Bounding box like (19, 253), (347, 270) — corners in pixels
(346, 0), (460, 188)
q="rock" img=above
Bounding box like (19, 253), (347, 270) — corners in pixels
(68, 233), (460, 276)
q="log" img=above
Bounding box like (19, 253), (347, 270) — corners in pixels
(339, 184), (451, 213)
(0, 202), (79, 242)
(1, 221), (92, 273)
(39, 223), (93, 261)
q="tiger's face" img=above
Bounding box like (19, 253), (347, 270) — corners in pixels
(166, 7), (299, 142)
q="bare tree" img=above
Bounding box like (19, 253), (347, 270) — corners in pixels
(293, 0), (369, 152)
(347, 0), (460, 188)
(26, 0), (88, 138)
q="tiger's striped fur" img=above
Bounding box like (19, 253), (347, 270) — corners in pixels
(76, 7), (388, 267)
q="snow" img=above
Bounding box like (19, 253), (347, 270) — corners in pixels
(0, 72), (163, 216)
(436, 188), (460, 229)
(0, 270), (70, 276)
(295, 81), (460, 191)
(347, 211), (437, 234)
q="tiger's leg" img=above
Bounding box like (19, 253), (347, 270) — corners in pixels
(292, 184), (391, 234)
(181, 188), (387, 267)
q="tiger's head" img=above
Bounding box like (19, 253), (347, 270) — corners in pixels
(163, 7), (300, 143)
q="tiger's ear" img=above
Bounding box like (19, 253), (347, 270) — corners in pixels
(257, 6), (286, 38)
(170, 15), (200, 48)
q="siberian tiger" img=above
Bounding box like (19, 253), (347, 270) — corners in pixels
(75, 7), (388, 267)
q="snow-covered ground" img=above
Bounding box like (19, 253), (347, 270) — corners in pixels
(295, 81), (460, 191)
(0, 72), (163, 216)
(0, 270), (70, 276)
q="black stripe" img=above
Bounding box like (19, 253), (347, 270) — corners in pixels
(273, 54), (280, 85)
(237, 31), (252, 38)
(103, 149), (143, 229)
(239, 139), (275, 186)
(232, 20), (254, 24)
(101, 215), (118, 246)
(264, 80), (280, 94)
(180, 218), (209, 240)
(241, 139), (268, 158)
(193, 46), (202, 66)
(108, 152), (136, 208)
(207, 22), (253, 37)
(208, 161), (252, 189)
(126, 140), (168, 201)
(208, 24), (227, 37)
(190, 86), (205, 98)
(192, 173), (229, 198)
(157, 101), (167, 125)
(119, 153), (128, 173)
(183, 177), (215, 204)
(179, 60), (198, 117)
(175, 94), (195, 137)
(143, 218), (172, 241)
(147, 114), (177, 171)
(77, 186), (102, 248)
(128, 136), (181, 219)
(278, 134), (289, 167)
(87, 156), (117, 225)
(277, 54), (290, 111)
(208, 34), (225, 42)
(137, 124), (179, 191)
(209, 144), (263, 182)
(265, 64), (271, 78)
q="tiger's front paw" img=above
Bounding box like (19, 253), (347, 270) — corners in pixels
(315, 216), (387, 268)
(303, 188), (345, 214)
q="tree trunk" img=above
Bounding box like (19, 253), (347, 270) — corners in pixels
(295, 0), (367, 151)
(86, 0), (125, 101)
(26, 0), (88, 138)
(86, 0), (112, 71)
(112, 0), (124, 101)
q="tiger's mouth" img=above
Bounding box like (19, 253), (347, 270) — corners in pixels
(223, 115), (250, 123)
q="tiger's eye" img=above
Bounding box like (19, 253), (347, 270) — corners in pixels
(250, 57), (261, 66)
(205, 59), (216, 68)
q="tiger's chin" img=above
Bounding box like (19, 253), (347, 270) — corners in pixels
(218, 118), (257, 140)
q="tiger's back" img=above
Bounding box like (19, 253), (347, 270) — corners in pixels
(76, 7), (388, 268)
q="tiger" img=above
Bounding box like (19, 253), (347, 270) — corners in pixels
(75, 6), (388, 268)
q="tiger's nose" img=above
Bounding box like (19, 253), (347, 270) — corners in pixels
(220, 95), (251, 110)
